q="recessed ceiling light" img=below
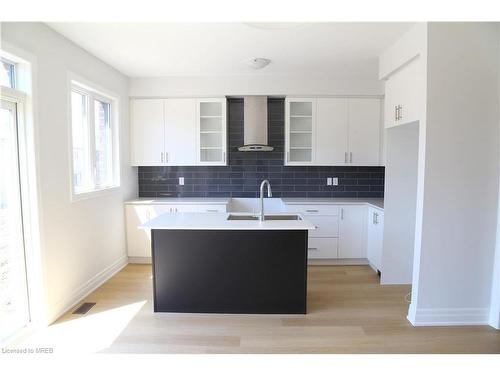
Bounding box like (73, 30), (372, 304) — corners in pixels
(246, 58), (271, 70)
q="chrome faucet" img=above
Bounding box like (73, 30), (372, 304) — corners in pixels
(259, 180), (272, 221)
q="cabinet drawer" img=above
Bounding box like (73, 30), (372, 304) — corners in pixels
(285, 204), (339, 215)
(308, 238), (338, 259)
(170, 204), (227, 213)
(305, 215), (339, 237)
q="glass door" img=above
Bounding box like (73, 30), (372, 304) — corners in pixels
(0, 99), (30, 343)
(285, 99), (315, 165)
(197, 99), (227, 165)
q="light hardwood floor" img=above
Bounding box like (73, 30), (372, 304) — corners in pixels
(33, 264), (500, 354)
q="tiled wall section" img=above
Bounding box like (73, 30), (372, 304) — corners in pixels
(138, 98), (384, 198)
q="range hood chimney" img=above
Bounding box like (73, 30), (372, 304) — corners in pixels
(238, 96), (274, 151)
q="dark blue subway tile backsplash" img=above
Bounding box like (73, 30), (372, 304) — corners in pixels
(138, 98), (384, 198)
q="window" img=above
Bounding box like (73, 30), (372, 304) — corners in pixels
(70, 81), (119, 198)
(1, 59), (15, 88)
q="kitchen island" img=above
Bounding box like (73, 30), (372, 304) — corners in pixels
(141, 212), (315, 314)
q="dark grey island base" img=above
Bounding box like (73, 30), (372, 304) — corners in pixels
(151, 229), (308, 314)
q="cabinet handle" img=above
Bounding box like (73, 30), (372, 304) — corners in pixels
(287, 151), (290, 162)
(344, 152), (348, 163)
(340, 208), (344, 220)
(308, 247), (318, 251)
(206, 209), (218, 212)
(395, 105), (398, 121)
(223, 152), (226, 163)
(306, 209), (319, 213)
(165, 152), (169, 163)
(399, 105), (403, 121)
(350, 152), (353, 163)
(161, 152), (164, 163)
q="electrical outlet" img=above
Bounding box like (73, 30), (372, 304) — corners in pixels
(179, 177), (184, 185)
(332, 177), (338, 186)
(327, 177), (332, 186)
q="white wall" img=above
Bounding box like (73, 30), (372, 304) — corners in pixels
(1, 22), (136, 324)
(129, 75), (383, 97)
(409, 23), (499, 325)
(489, 26), (500, 329)
(381, 122), (419, 285)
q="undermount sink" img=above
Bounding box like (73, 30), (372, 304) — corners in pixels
(226, 214), (302, 221)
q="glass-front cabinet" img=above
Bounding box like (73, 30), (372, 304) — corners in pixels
(196, 98), (227, 165)
(285, 98), (316, 165)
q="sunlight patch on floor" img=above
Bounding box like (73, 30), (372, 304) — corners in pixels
(18, 300), (147, 354)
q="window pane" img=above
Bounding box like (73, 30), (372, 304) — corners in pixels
(71, 91), (91, 192)
(0, 61), (15, 88)
(0, 100), (30, 341)
(94, 100), (113, 187)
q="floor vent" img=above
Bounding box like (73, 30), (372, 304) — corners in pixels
(73, 302), (96, 315)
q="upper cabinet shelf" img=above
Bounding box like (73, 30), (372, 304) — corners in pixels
(130, 97), (227, 166)
(285, 97), (382, 166)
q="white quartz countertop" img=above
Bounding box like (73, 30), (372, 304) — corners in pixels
(125, 197), (383, 209)
(140, 212), (316, 231)
(125, 197), (230, 205)
(281, 197), (384, 209)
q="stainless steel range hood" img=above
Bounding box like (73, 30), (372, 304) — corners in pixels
(238, 96), (274, 151)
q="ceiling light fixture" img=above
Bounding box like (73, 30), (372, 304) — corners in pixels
(247, 58), (271, 70)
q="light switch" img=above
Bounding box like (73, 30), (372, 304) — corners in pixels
(179, 177), (184, 185)
(327, 177), (332, 186)
(332, 177), (338, 186)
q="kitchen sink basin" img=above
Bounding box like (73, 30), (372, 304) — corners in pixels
(226, 214), (302, 221)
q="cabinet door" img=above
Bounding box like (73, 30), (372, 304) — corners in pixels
(196, 98), (227, 165)
(125, 205), (173, 258)
(366, 207), (384, 271)
(316, 98), (348, 165)
(130, 99), (164, 166)
(164, 98), (197, 166)
(338, 205), (367, 258)
(285, 98), (316, 165)
(384, 57), (422, 128)
(348, 98), (381, 166)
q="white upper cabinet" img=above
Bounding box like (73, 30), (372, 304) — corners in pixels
(316, 98), (348, 165)
(285, 98), (316, 165)
(287, 97), (381, 166)
(164, 98), (197, 166)
(348, 98), (381, 166)
(384, 57), (422, 128)
(196, 98), (227, 165)
(130, 98), (227, 166)
(131, 99), (165, 166)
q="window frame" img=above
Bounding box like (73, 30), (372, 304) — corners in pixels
(68, 76), (120, 202)
(1, 57), (17, 89)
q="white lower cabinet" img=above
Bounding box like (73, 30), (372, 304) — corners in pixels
(338, 205), (367, 259)
(125, 203), (227, 259)
(366, 207), (384, 272)
(308, 238), (338, 259)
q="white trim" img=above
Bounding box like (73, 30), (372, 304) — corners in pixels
(1, 44), (48, 333)
(67, 72), (121, 202)
(47, 255), (128, 324)
(407, 307), (490, 326)
(128, 256), (152, 264)
(308, 258), (369, 266)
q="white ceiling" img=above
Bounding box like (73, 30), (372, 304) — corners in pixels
(48, 22), (413, 78)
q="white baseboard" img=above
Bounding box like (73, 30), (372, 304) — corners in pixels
(128, 256), (152, 264)
(407, 306), (490, 326)
(48, 254), (128, 324)
(308, 258), (369, 266)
